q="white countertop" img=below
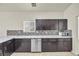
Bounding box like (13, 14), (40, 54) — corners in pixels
(0, 35), (72, 43)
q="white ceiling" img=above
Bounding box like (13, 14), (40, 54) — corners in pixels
(0, 3), (71, 12)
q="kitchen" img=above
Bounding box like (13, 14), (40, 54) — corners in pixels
(0, 3), (79, 56)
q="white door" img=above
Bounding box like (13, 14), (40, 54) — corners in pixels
(78, 17), (79, 40)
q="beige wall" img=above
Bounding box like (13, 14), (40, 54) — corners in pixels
(64, 4), (79, 55)
(0, 11), (64, 36)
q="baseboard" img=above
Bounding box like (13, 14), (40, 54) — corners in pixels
(71, 51), (79, 56)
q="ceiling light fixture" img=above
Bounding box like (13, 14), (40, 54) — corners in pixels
(31, 3), (36, 7)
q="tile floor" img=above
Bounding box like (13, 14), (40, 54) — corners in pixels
(11, 52), (74, 56)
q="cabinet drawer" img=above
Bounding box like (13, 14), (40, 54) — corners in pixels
(42, 39), (49, 42)
(14, 39), (31, 52)
(42, 39), (58, 42)
(42, 39), (58, 52)
(63, 39), (72, 41)
(49, 39), (58, 42)
(58, 38), (72, 42)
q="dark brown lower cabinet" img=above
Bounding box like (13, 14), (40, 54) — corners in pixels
(0, 38), (72, 56)
(4, 39), (15, 56)
(63, 41), (72, 51)
(42, 38), (72, 52)
(0, 43), (3, 56)
(57, 39), (72, 51)
(14, 39), (31, 52)
(42, 39), (58, 52)
(0, 39), (15, 56)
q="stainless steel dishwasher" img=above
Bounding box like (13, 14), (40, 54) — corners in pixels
(31, 39), (41, 52)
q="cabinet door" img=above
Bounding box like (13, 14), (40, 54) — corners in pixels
(7, 41), (15, 53)
(42, 39), (49, 52)
(36, 19), (58, 30)
(3, 39), (15, 56)
(57, 39), (72, 51)
(48, 39), (58, 52)
(15, 39), (31, 52)
(59, 19), (67, 31)
(57, 39), (64, 51)
(42, 39), (58, 52)
(63, 39), (72, 51)
(0, 43), (3, 56)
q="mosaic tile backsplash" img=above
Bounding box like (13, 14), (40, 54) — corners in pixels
(7, 30), (72, 36)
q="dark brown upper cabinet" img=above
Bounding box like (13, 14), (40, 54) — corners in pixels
(58, 19), (67, 31)
(36, 19), (67, 31)
(36, 19), (58, 30)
